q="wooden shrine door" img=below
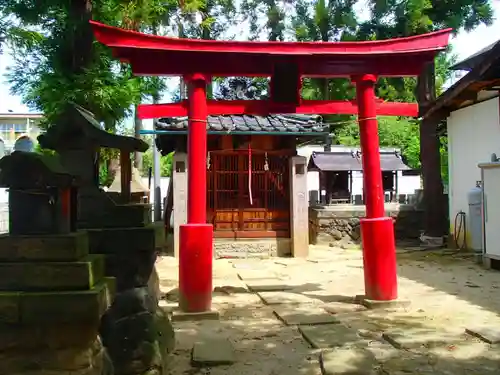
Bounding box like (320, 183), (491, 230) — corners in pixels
(207, 150), (290, 238)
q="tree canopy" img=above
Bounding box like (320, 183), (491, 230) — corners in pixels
(0, 0), (496, 190)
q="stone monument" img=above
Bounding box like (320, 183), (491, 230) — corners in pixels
(37, 104), (174, 375)
(0, 151), (113, 375)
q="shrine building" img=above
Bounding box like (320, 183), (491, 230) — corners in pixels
(156, 114), (327, 257)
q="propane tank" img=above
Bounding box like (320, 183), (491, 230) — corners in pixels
(467, 181), (483, 253)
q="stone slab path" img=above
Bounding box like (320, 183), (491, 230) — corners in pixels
(156, 246), (500, 375)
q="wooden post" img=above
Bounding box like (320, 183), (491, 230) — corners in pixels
(354, 74), (398, 302)
(120, 151), (132, 202)
(178, 73), (214, 314)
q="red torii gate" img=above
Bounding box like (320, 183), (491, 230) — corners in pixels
(91, 21), (451, 314)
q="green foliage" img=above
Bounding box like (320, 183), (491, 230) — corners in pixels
(0, 0), (176, 130)
(142, 150), (174, 177)
(34, 142), (55, 157)
(335, 117), (421, 168)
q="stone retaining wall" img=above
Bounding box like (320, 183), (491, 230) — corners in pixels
(309, 204), (424, 246)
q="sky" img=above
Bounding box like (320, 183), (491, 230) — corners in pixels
(1, 2), (500, 117)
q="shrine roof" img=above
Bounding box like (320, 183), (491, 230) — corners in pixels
(308, 151), (411, 172)
(91, 21), (452, 77)
(423, 39), (500, 120)
(155, 114), (326, 134)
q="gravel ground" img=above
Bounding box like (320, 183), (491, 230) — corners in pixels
(155, 245), (500, 375)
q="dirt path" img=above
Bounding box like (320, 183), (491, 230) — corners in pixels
(156, 246), (500, 374)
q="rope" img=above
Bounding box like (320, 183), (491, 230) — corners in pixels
(248, 144), (253, 206)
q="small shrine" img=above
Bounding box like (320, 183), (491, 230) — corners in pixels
(34, 103), (173, 374)
(37, 103), (150, 228)
(0, 150), (113, 374)
(0, 151), (78, 234)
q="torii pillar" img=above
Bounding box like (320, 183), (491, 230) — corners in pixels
(178, 73), (214, 314)
(354, 74), (398, 304)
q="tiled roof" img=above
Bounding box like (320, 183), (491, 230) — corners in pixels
(155, 114), (326, 134)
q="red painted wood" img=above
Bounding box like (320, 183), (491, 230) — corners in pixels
(120, 52), (436, 77)
(355, 74), (385, 218)
(91, 21), (450, 55)
(355, 74), (397, 301)
(91, 21), (451, 78)
(179, 224), (213, 312)
(360, 217), (398, 301)
(186, 75), (208, 223)
(137, 99), (418, 119)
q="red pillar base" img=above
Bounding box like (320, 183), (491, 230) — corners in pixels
(179, 223), (213, 313)
(360, 217), (398, 301)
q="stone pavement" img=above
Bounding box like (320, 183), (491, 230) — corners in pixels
(156, 246), (500, 375)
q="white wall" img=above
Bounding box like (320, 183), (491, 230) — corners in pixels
(447, 97), (500, 238)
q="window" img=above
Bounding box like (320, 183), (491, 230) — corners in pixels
(0, 123), (27, 133)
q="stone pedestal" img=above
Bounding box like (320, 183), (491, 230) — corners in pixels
(87, 214), (175, 375)
(289, 156), (309, 257)
(0, 232), (113, 375)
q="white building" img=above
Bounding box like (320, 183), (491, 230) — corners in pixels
(423, 40), (500, 248)
(0, 112), (42, 155)
(297, 144), (421, 205)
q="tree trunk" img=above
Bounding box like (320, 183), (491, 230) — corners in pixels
(67, 0), (93, 75)
(417, 61), (447, 238)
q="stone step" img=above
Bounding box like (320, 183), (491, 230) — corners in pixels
(82, 204), (152, 229)
(87, 222), (165, 255)
(0, 280), (110, 324)
(214, 238), (291, 258)
(0, 254), (105, 291)
(0, 232), (88, 262)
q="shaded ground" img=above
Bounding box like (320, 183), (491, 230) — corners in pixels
(156, 246), (500, 374)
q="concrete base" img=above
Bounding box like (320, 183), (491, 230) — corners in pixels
(191, 338), (235, 367)
(171, 308), (220, 322)
(360, 298), (410, 310)
(299, 324), (358, 349)
(273, 305), (340, 326)
(465, 327), (500, 344)
(320, 348), (376, 375)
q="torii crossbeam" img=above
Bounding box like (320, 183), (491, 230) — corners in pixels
(91, 20), (451, 314)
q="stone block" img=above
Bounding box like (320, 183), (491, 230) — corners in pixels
(237, 270), (276, 280)
(0, 254), (105, 291)
(246, 279), (293, 292)
(273, 305), (339, 326)
(320, 348), (377, 375)
(0, 323), (100, 350)
(20, 281), (110, 324)
(299, 324), (360, 349)
(171, 309), (220, 322)
(0, 336), (105, 373)
(382, 329), (461, 350)
(191, 338), (235, 367)
(0, 292), (21, 323)
(84, 203), (153, 229)
(323, 302), (367, 314)
(87, 222), (164, 255)
(104, 276), (117, 300)
(104, 250), (157, 292)
(361, 298), (410, 310)
(0, 231), (88, 262)
(257, 291), (321, 305)
(465, 327), (500, 344)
